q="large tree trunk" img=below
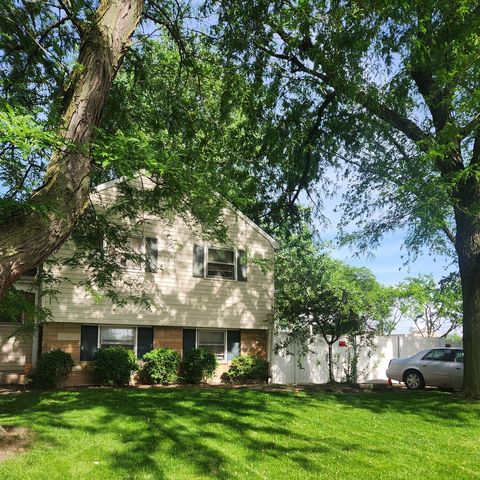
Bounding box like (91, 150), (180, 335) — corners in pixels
(455, 205), (480, 399)
(0, 0), (143, 298)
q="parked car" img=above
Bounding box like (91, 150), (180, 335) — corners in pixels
(386, 348), (464, 390)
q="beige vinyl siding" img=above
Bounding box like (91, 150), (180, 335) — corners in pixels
(45, 183), (274, 330)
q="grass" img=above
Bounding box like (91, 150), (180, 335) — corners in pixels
(0, 387), (479, 479)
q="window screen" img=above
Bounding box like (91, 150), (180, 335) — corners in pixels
(119, 237), (143, 269)
(207, 248), (235, 279)
(198, 330), (226, 360)
(100, 327), (135, 349)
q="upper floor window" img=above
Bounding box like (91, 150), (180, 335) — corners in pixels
(207, 248), (235, 279)
(0, 291), (35, 324)
(193, 244), (247, 281)
(117, 236), (158, 273)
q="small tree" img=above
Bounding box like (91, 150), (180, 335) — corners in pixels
(274, 229), (383, 383)
(376, 286), (407, 336)
(400, 274), (462, 338)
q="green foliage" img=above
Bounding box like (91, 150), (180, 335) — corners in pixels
(211, 1), (480, 393)
(397, 273), (462, 337)
(141, 348), (181, 385)
(32, 349), (74, 388)
(211, 0), (480, 257)
(224, 355), (268, 384)
(274, 225), (390, 381)
(0, 287), (53, 339)
(94, 347), (139, 387)
(181, 348), (218, 384)
(0, 5), (299, 322)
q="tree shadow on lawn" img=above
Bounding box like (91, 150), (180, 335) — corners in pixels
(0, 387), (478, 478)
(300, 387), (480, 425)
(0, 388), (325, 478)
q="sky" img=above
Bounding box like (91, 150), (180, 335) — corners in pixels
(305, 177), (457, 334)
(307, 169), (456, 287)
(320, 200), (455, 287)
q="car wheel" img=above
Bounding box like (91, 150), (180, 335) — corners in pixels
(404, 370), (425, 390)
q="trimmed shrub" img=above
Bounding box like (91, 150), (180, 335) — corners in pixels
(224, 355), (268, 384)
(141, 348), (181, 384)
(32, 349), (74, 388)
(95, 346), (139, 387)
(181, 348), (218, 384)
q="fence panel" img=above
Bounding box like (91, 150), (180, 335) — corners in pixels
(270, 334), (463, 384)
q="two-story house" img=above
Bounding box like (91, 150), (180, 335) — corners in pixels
(0, 177), (277, 385)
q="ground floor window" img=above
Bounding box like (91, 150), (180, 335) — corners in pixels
(80, 325), (153, 361)
(100, 327), (135, 350)
(197, 330), (226, 360)
(183, 329), (240, 362)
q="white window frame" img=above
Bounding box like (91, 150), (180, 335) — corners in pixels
(205, 246), (237, 281)
(98, 325), (139, 357)
(108, 236), (158, 273)
(196, 329), (228, 362)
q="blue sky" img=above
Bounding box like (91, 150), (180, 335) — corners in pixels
(319, 206), (455, 287)
(308, 171), (456, 287)
(306, 179), (457, 334)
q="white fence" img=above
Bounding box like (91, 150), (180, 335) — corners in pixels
(270, 335), (463, 384)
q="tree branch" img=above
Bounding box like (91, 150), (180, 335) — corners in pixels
(288, 90), (336, 205)
(0, 0), (144, 297)
(259, 42), (429, 145)
(441, 224), (456, 245)
(57, 0), (84, 36)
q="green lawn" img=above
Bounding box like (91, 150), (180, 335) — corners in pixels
(0, 387), (479, 479)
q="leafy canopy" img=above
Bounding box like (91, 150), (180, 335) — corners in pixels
(274, 226), (392, 349)
(397, 273), (462, 337)
(208, 0), (480, 256)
